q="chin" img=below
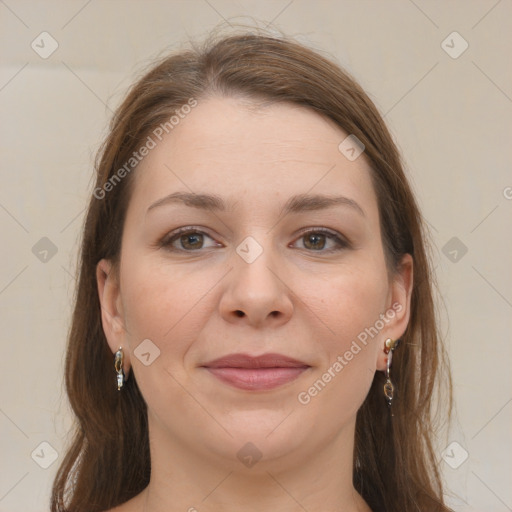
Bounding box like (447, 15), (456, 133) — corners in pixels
(208, 410), (315, 465)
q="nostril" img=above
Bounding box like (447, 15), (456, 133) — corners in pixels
(235, 310), (245, 317)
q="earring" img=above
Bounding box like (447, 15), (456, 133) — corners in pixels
(383, 338), (400, 408)
(114, 347), (125, 391)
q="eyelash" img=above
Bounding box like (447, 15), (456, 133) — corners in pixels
(159, 226), (350, 254)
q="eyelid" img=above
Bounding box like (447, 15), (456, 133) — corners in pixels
(294, 226), (341, 238)
(159, 226), (350, 252)
(292, 226), (351, 251)
(159, 226), (220, 248)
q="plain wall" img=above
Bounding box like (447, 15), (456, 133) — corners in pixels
(0, 1), (511, 511)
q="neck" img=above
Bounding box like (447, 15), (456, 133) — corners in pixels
(134, 418), (371, 512)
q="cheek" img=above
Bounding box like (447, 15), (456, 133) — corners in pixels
(118, 255), (212, 419)
(310, 258), (389, 346)
(119, 252), (219, 363)
(121, 264), (176, 342)
(301, 258), (389, 406)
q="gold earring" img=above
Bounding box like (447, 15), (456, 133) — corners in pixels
(114, 347), (125, 391)
(383, 338), (400, 407)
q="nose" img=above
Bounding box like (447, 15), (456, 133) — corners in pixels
(218, 241), (294, 328)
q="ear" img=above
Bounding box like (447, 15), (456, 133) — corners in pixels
(96, 258), (131, 377)
(376, 253), (413, 371)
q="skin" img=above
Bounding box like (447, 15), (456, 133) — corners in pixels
(97, 95), (413, 512)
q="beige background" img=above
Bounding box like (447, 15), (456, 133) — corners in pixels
(0, 1), (511, 511)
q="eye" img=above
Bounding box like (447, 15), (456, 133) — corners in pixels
(160, 227), (220, 252)
(292, 228), (349, 252)
(159, 226), (350, 253)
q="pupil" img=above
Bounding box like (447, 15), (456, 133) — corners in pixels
(183, 233), (202, 248)
(307, 233), (325, 250)
(178, 233), (328, 251)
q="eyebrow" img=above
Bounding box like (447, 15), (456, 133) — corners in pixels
(147, 191), (365, 217)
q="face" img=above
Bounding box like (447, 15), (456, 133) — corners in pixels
(97, 95), (412, 472)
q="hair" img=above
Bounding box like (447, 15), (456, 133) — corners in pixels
(51, 28), (453, 512)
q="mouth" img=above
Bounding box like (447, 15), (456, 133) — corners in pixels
(200, 353), (311, 391)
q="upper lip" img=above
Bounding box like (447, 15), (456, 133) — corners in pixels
(201, 353), (310, 369)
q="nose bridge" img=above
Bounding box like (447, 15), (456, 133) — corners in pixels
(233, 231), (281, 293)
(220, 230), (293, 324)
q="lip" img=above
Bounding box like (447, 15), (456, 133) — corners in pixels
(201, 353), (311, 391)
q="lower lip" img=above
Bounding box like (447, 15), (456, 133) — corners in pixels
(204, 367), (309, 391)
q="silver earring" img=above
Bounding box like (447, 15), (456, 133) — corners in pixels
(383, 338), (400, 407)
(114, 347), (125, 391)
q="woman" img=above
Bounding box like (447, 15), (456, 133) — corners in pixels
(51, 30), (453, 512)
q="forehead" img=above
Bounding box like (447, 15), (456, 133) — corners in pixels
(130, 95), (378, 217)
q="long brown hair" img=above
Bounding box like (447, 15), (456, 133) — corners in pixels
(51, 28), (453, 512)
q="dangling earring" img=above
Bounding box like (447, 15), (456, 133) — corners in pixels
(383, 338), (400, 408)
(114, 347), (125, 391)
